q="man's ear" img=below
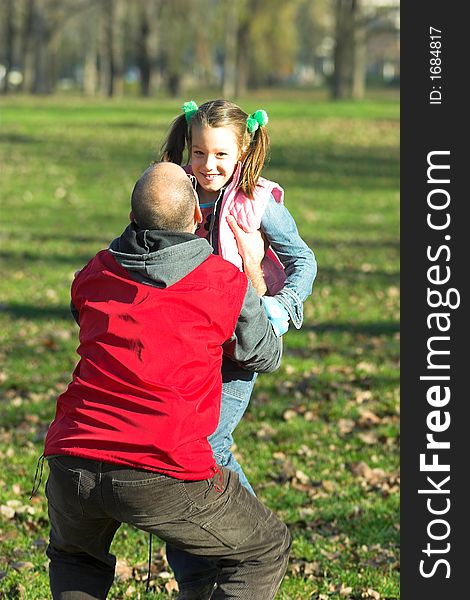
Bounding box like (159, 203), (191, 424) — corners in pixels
(129, 211), (135, 222)
(195, 203), (203, 224)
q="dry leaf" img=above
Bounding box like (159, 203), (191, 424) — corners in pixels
(165, 579), (179, 593)
(350, 462), (387, 486)
(124, 585), (138, 598)
(322, 480), (336, 493)
(304, 410), (317, 421)
(356, 361), (378, 374)
(295, 470), (310, 485)
(115, 559), (133, 582)
(358, 431), (379, 445)
(256, 423), (276, 441)
(0, 505), (15, 519)
(358, 409), (381, 427)
(338, 418), (355, 435)
(362, 588), (381, 599)
(10, 561), (34, 571)
(355, 390), (373, 403)
(283, 409), (298, 421)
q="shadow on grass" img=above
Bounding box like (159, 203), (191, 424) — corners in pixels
(316, 266), (398, 286)
(289, 502), (399, 549)
(29, 233), (111, 244)
(314, 238), (399, 249)
(0, 133), (40, 144)
(0, 250), (95, 266)
(1, 303), (72, 320)
(269, 145), (399, 189)
(301, 321), (399, 336)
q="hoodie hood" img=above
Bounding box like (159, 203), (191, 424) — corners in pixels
(108, 222), (213, 288)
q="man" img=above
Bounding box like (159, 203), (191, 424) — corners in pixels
(43, 162), (291, 599)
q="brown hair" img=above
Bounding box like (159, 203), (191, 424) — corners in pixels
(160, 99), (270, 199)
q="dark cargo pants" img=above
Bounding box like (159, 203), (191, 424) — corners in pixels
(45, 456), (291, 599)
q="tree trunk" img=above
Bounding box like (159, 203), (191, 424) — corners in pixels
(136, 4), (151, 96)
(236, 22), (249, 97)
(100, 0), (114, 97)
(21, 0), (36, 93)
(32, 0), (51, 94)
(332, 0), (355, 100)
(113, 0), (126, 96)
(1, 0), (15, 93)
(222, 0), (238, 98)
(167, 73), (181, 97)
(46, 30), (60, 94)
(83, 22), (99, 95)
(351, 0), (366, 99)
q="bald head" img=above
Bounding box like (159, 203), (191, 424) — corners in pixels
(131, 162), (198, 232)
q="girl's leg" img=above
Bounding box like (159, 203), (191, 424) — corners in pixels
(167, 369), (258, 598)
(208, 371), (257, 495)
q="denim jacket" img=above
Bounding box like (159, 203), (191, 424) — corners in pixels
(261, 194), (316, 328)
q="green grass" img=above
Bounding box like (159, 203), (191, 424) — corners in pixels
(0, 90), (399, 599)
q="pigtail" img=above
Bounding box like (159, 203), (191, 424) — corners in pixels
(239, 126), (270, 199)
(160, 114), (190, 165)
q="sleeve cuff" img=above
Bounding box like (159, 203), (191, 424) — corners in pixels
(273, 287), (304, 329)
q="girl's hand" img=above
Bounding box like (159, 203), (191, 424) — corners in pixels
(227, 215), (267, 296)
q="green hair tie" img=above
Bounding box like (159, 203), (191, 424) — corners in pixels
(182, 100), (198, 123)
(247, 109), (269, 133)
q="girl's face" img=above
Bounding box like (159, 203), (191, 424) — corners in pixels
(190, 125), (242, 201)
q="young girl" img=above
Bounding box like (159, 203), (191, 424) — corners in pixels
(160, 99), (316, 598)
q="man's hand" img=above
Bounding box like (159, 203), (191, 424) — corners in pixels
(227, 215), (267, 296)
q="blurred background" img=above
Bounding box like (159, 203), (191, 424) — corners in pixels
(0, 2), (400, 598)
(0, 0), (399, 100)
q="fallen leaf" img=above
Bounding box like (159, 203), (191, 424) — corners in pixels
(165, 579), (179, 593)
(295, 470), (310, 485)
(357, 431), (379, 445)
(322, 480), (336, 493)
(124, 585), (138, 598)
(10, 561), (34, 571)
(350, 462), (388, 486)
(356, 361), (378, 374)
(0, 505), (15, 519)
(338, 418), (355, 435)
(256, 423), (276, 441)
(283, 409), (298, 421)
(358, 409), (381, 427)
(339, 584), (353, 596)
(115, 559), (133, 581)
(362, 587), (381, 599)
(354, 390), (373, 403)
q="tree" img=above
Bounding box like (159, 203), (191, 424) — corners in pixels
(134, 1), (152, 97)
(222, 0), (240, 97)
(331, 0), (355, 99)
(295, 0), (331, 86)
(13, 0), (99, 94)
(0, 0), (15, 93)
(330, 0), (399, 100)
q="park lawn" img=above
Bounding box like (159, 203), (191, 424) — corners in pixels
(0, 91), (399, 599)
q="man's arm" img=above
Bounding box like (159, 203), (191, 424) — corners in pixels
(223, 279), (282, 373)
(226, 215), (267, 296)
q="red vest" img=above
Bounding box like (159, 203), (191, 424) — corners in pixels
(44, 249), (248, 480)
